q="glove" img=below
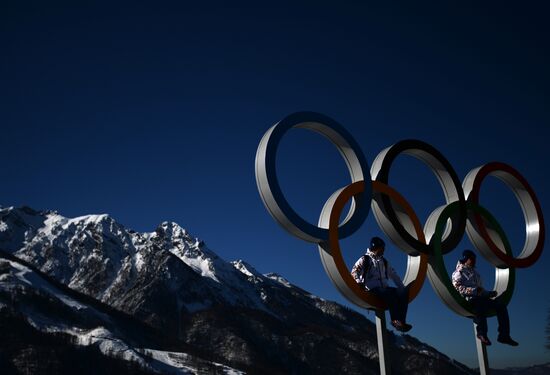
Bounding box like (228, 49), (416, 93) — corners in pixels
(481, 290), (498, 298)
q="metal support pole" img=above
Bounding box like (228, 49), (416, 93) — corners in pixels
(473, 323), (490, 375)
(375, 309), (391, 375)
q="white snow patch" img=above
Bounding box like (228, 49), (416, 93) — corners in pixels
(7, 260), (88, 310)
(36, 214), (65, 240)
(182, 255), (217, 281)
(34, 212), (110, 242)
(265, 273), (292, 288)
(231, 260), (263, 283)
(141, 231), (155, 241)
(59, 326), (147, 366)
(0, 221), (8, 232)
(234, 262), (254, 277)
(171, 250), (219, 282)
(307, 293), (325, 301)
(139, 348), (245, 375)
(138, 349), (195, 373)
(24, 310), (245, 375)
(75, 327), (143, 362)
(135, 251), (145, 272)
(223, 370), (245, 375)
(232, 262), (262, 286)
(65, 214), (110, 227)
(21, 313), (147, 368)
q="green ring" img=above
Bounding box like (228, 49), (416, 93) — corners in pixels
(427, 201), (516, 317)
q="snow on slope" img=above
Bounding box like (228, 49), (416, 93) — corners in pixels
(0, 206), (476, 375)
(138, 348), (245, 375)
(0, 257), (245, 374)
(0, 207), (271, 314)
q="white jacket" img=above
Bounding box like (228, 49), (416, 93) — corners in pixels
(351, 249), (404, 290)
(451, 261), (482, 300)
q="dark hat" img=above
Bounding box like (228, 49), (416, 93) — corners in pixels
(460, 249), (476, 263)
(370, 236), (385, 249)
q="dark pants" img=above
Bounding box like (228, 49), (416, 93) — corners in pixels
(470, 296), (510, 337)
(371, 287), (408, 322)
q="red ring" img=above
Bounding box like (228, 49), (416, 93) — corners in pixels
(465, 162), (545, 268)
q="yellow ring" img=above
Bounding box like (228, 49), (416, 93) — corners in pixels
(318, 180), (428, 310)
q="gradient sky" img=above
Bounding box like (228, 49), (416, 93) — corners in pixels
(1, 1), (549, 369)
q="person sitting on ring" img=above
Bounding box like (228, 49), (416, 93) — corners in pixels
(452, 249), (518, 346)
(351, 236), (411, 332)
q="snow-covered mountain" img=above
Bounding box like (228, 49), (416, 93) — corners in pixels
(0, 206), (475, 374)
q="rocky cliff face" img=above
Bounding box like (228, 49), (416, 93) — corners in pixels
(0, 205), (474, 374)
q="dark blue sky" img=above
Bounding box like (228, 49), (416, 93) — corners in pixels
(2, 1), (549, 368)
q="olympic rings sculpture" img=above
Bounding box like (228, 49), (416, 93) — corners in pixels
(255, 111), (545, 317)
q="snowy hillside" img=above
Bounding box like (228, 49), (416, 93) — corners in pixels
(0, 206), (475, 374)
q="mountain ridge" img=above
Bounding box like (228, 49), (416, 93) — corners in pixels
(0, 205), (476, 374)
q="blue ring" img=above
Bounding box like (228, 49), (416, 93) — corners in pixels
(256, 111), (371, 242)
